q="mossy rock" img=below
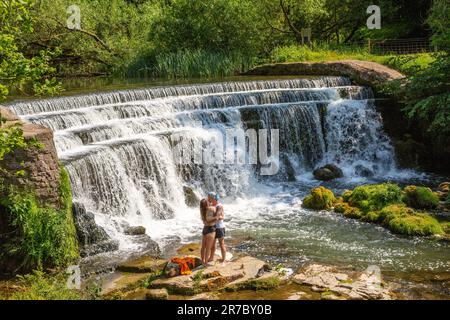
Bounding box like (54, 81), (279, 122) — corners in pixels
(302, 187), (336, 210)
(403, 185), (439, 210)
(380, 205), (444, 236)
(334, 202), (362, 219)
(347, 183), (403, 213)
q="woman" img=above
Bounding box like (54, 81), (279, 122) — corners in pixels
(200, 199), (218, 265)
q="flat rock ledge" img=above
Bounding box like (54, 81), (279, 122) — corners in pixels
(244, 60), (405, 87)
(150, 256), (283, 295)
(293, 264), (392, 300)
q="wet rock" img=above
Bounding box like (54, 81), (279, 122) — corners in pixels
(133, 234), (161, 258)
(117, 257), (167, 273)
(150, 256), (281, 295)
(313, 164), (343, 181)
(72, 202), (119, 257)
(177, 243), (201, 256)
(183, 186), (200, 208)
(355, 164), (374, 177)
(124, 225), (146, 236)
(293, 264), (392, 300)
(146, 288), (169, 300)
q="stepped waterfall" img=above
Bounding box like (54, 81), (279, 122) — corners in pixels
(10, 76), (424, 268)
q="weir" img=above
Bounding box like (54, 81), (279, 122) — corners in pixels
(7, 77), (398, 257)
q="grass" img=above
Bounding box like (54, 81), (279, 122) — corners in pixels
(128, 49), (255, 79)
(2, 270), (82, 300)
(403, 185), (439, 209)
(268, 43), (435, 76)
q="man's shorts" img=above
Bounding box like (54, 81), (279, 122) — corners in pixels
(215, 228), (225, 239)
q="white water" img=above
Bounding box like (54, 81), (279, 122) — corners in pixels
(9, 77), (447, 272)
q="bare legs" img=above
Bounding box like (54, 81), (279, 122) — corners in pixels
(201, 235), (207, 264)
(203, 232), (216, 265)
(209, 238), (226, 263)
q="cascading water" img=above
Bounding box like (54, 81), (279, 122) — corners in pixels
(7, 77), (449, 273)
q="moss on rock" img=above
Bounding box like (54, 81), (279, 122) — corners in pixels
(302, 187), (336, 210)
(347, 183), (403, 212)
(403, 185), (439, 209)
(380, 205), (444, 236)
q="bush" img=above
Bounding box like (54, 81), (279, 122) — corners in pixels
(347, 183), (403, 212)
(0, 167), (78, 272)
(380, 205), (444, 236)
(302, 187), (336, 210)
(403, 185), (439, 209)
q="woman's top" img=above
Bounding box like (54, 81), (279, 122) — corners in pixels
(204, 208), (217, 227)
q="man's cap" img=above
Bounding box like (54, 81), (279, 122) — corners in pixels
(207, 192), (220, 201)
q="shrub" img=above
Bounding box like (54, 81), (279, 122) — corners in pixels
(302, 187), (336, 210)
(0, 167), (78, 272)
(403, 185), (439, 209)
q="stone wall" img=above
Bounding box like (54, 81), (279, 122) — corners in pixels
(243, 60), (405, 87)
(0, 106), (62, 208)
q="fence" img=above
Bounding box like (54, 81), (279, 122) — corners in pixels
(367, 38), (435, 55)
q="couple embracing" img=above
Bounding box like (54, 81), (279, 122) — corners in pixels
(200, 192), (227, 266)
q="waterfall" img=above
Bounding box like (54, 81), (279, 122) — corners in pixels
(7, 76), (397, 255)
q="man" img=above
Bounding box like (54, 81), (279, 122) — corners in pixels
(207, 192), (227, 266)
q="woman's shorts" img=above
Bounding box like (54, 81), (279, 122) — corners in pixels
(215, 228), (225, 239)
(202, 226), (216, 236)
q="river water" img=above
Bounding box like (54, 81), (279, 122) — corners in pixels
(6, 76), (449, 298)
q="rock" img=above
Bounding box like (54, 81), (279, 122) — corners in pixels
(403, 185), (439, 209)
(354, 164), (374, 177)
(183, 186), (200, 208)
(438, 182), (450, 194)
(302, 186), (336, 210)
(124, 225), (146, 236)
(117, 257), (167, 273)
(0, 107), (20, 122)
(243, 60), (405, 87)
(133, 234), (161, 257)
(150, 256), (280, 295)
(293, 264), (392, 300)
(177, 243), (201, 256)
(72, 202), (119, 257)
(145, 288), (169, 300)
(313, 163), (343, 181)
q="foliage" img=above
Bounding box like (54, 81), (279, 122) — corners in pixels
(302, 186), (336, 210)
(0, 167), (78, 272)
(0, 0), (63, 101)
(403, 185), (439, 210)
(383, 0), (450, 146)
(7, 270), (82, 300)
(148, 0), (265, 54)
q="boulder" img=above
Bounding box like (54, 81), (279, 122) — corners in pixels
(150, 256), (281, 295)
(183, 186), (200, 208)
(293, 264), (392, 300)
(302, 187), (336, 210)
(355, 164), (374, 177)
(313, 164), (343, 181)
(72, 202), (119, 257)
(145, 288), (169, 300)
(117, 257), (167, 273)
(124, 225), (146, 236)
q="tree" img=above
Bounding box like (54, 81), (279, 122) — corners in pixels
(0, 0), (62, 101)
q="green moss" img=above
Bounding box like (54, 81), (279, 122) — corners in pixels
(334, 202), (362, 219)
(348, 183), (403, 213)
(302, 187), (336, 210)
(380, 205), (444, 236)
(403, 185), (439, 209)
(0, 166), (78, 272)
(227, 277), (280, 291)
